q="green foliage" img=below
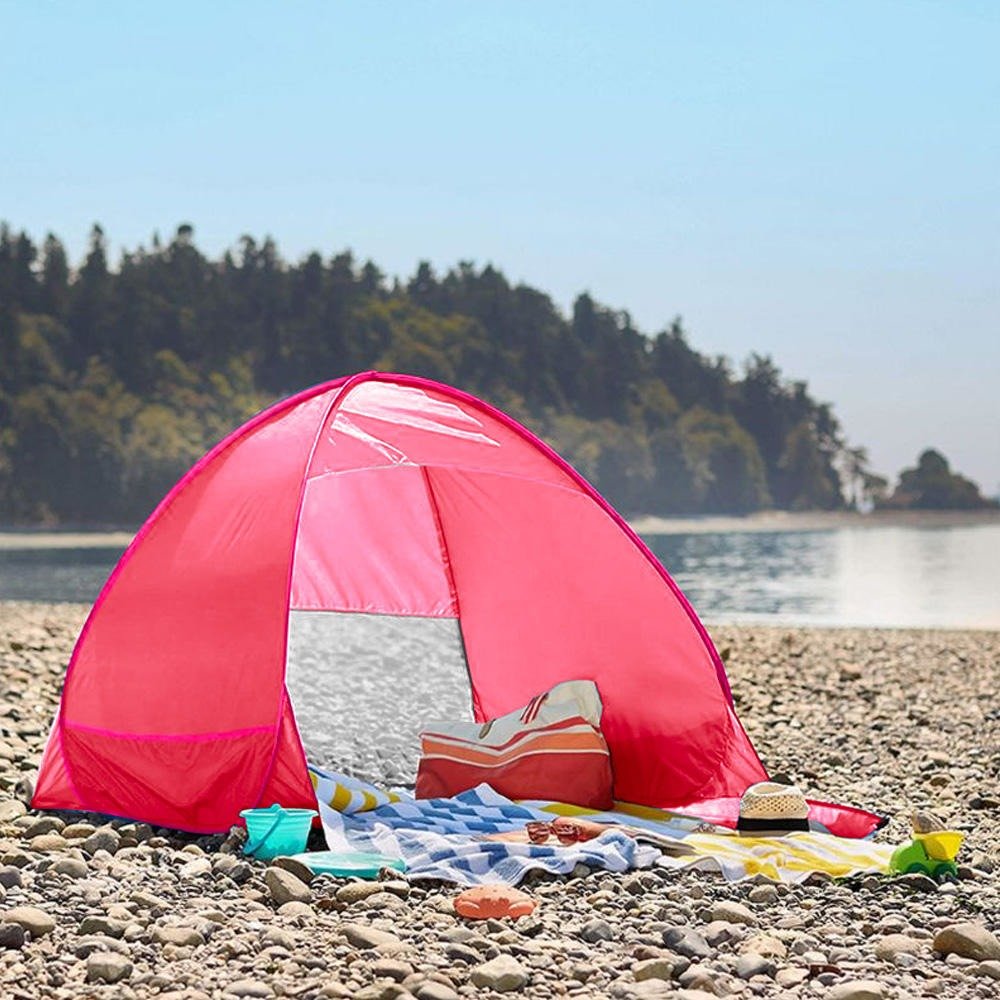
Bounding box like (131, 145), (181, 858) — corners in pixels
(880, 449), (997, 510)
(0, 221), (859, 524)
(677, 408), (771, 513)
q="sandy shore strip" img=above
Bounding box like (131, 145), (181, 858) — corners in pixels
(2, 509), (998, 550)
(631, 509), (1000, 536)
(0, 532), (136, 550)
(0, 602), (998, 998)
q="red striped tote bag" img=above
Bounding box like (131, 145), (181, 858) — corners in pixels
(416, 680), (614, 809)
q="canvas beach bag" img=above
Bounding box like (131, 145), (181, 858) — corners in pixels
(416, 680), (614, 809)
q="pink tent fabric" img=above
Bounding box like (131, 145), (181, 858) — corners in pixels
(33, 372), (881, 838)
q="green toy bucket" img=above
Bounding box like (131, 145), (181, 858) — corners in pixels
(239, 804), (317, 861)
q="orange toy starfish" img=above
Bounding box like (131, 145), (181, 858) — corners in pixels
(453, 885), (537, 920)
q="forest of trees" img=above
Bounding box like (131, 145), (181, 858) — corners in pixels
(1, 222), (882, 525)
(879, 449), (997, 510)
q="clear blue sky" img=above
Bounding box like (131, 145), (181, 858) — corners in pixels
(4, 1), (998, 492)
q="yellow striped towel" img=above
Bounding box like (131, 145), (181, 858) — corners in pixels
(531, 798), (895, 882)
(309, 765), (402, 815)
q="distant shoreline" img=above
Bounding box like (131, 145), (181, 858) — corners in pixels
(630, 508), (1000, 535)
(1, 508), (998, 550)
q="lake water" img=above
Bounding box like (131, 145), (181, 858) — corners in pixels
(1, 524), (998, 629)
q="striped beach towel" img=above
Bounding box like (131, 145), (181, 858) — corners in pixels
(309, 769), (895, 884)
(314, 778), (659, 886)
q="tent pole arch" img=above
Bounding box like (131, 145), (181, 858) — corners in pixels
(254, 371), (380, 808)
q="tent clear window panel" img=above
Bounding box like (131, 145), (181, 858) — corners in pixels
(285, 610), (472, 785)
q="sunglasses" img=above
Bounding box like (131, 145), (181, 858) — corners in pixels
(524, 819), (591, 845)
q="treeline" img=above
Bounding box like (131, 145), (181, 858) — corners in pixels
(879, 450), (997, 511)
(1, 222), (872, 525)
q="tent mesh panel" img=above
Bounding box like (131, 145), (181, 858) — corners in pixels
(285, 610), (472, 787)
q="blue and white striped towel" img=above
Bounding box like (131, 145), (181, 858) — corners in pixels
(315, 780), (660, 886)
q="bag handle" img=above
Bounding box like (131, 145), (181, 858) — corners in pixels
(520, 692), (549, 723)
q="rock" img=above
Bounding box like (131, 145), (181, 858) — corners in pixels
(212, 853), (238, 875)
(319, 986), (353, 1000)
(875, 933), (921, 962)
(741, 933), (786, 958)
(580, 917), (614, 942)
(376, 879), (410, 899)
(971, 961), (1000, 980)
(736, 953), (775, 979)
(677, 965), (720, 994)
(358, 890), (406, 911)
(711, 900), (757, 925)
(74, 935), (132, 958)
(82, 826), (121, 856)
(261, 926), (297, 949)
(20, 815), (63, 837)
(898, 872), (939, 893)
(775, 967), (809, 987)
(747, 884), (779, 904)
(0, 922), (25, 949)
(130, 890), (169, 912)
(341, 922), (403, 951)
(86, 952), (133, 984)
(827, 982), (886, 1000)
(413, 983), (460, 1000)
(633, 957), (674, 982)
(371, 958), (413, 982)
(276, 900), (314, 919)
(0, 867), (22, 889)
(470, 954), (530, 992)
(353, 987), (400, 1000)
(180, 856), (212, 878)
(79, 915), (128, 938)
(337, 881), (390, 904)
(28, 833), (67, 852)
(51, 857), (89, 879)
(702, 920), (738, 947)
(263, 866), (311, 906)
(61, 822), (97, 839)
(0, 801), (26, 824)
(627, 982), (675, 999)
(228, 861), (253, 884)
(444, 942), (480, 964)
(969, 795), (1000, 810)
(223, 981), (275, 998)
(662, 926), (711, 960)
(271, 855), (314, 885)
(152, 925), (205, 947)
(1, 905), (55, 937)
(933, 923), (1000, 961)
(570, 962), (598, 983)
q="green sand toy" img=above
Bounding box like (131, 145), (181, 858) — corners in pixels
(890, 830), (964, 878)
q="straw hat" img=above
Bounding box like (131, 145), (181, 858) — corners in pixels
(737, 781), (810, 834)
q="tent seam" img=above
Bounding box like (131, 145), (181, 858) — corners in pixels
(420, 466), (480, 720)
(63, 721), (274, 742)
(251, 371), (376, 810)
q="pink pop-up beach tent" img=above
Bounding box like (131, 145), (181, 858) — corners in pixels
(34, 372), (882, 837)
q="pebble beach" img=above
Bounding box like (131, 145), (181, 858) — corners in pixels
(0, 601), (998, 999)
